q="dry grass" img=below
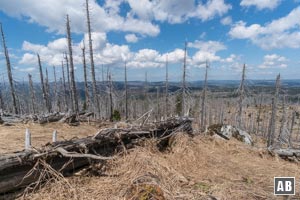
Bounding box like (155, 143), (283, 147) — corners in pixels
(20, 133), (300, 200)
(0, 122), (103, 153)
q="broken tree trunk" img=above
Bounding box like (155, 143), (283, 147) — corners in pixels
(0, 117), (192, 196)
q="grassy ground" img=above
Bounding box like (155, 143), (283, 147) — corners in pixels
(12, 130), (300, 200)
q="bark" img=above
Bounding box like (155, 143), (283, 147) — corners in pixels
(37, 54), (51, 113)
(200, 61), (208, 131)
(66, 15), (79, 113)
(28, 74), (36, 114)
(85, 0), (100, 117)
(82, 43), (90, 110)
(124, 62), (128, 120)
(0, 23), (18, 114)
(237, 64), (245, 128)
(267, 74), (280, 147)
(181, 41), (187, 116)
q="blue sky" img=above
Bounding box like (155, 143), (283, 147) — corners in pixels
(0, 0), (300, 82)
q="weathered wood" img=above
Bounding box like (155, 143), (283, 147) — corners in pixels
(0, 117), (193, 196)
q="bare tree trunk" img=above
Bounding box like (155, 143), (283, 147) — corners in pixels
(64, 52), (72, 111)
(124, 62), (128, 120)
(53, 66), (58, 112)
(144, 71), (149, 113)
(156, 86), (160, 121)
(256, 93), (263, 135)
(45, 67), (51, 112)
(85, 0), (100, 118)
(82, 43), (90, 111)
(0, 23), (18, 114)
(61, 60), (67, 111)
(66, 14), (79, 114)
(200, 61), (208, 131)
(109, 72), (113, 121)
(181, 41), (187, 116)
(165, 55), (169, 119)
(267, 74), (280, 147)
(237, 64), (246, 128)
(37, 54), (51, 113)
(28, 74), (36, 114)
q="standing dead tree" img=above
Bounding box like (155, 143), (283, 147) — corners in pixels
(37, 54), (51, 113)
(53, 66), (59, 112)
(200, 61), (208, 131)
(61, 60), (67, 111)
(85, 0), (100, 118)
(64, 52), (72, 111)
(45, 68), (52, 113)
(181, 41), (187, 116)
(124, 61), (128, 120)
(82, 42), (90, 111)
(0, 23), (18, 114)
(66, 14), (79, 114)
(237, 64), (246, 128)
(267, 74), (280, 147)
(28, 74), (36, 114)
(109, 72), (113, 121)
(165, 55), (169, 119)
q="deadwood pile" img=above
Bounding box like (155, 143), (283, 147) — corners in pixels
(0, 117), (192, 198)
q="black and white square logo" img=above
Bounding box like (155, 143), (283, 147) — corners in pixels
(274, 177), (295, 195)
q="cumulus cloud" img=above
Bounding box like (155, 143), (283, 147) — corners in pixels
(125, 34), (138, 43)
(220, 16), (232, 25)
(229, 7), (300, 49)
(0, 0), (160, 37)
(258, 54), (288, 69)
(240, 0), (281, 10)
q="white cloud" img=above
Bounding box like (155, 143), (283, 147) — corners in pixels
(0, 0), (160, 37)
(220, 16), (232, 25)
(125, 34), (138, 43)
(229, 7), (300, 49)
(258, 54), (288, 69)
(188, 40), (226, 53)
(127, 0), (231, 24)
(190, 0), (232, 21)
(240, 0), (281, 10)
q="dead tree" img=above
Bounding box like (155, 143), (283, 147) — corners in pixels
(144, 71), (149, 113)
(124, 61), (128, 120)
(45, 67), (51, 112)
(37, 54), (51, 113)
(66, 14), (79, 113)
(85, 0), (100, 117)
(200, 61), (208, 131)
(64, 52), (73, 111)
(256, 93), (263, 135)
(0, 23), (18, 114)
(82, 42), (90, 111)
(165, 55), (169, 119)
(181, 41), (187, 116)
(61, 60), (67, 111)
(53, 66), (59, 112)
(237, 64), (246, 128)
(109, 72), (113, 121)
(28, 74), (36, 114)
(267, 74), (280, 147)
(156, 86), (160, 121)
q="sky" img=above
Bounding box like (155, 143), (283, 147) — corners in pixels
(0, 0), (300, 82)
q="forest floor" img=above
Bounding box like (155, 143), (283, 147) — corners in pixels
(0, 122), (299, 199)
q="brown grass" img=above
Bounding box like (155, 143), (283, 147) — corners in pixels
(0, 122), (103, 153)
(19, 133), (300, 200)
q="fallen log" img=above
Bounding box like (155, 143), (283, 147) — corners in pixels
(207, 124), (253, 145)
(0, 117), (192, 197)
